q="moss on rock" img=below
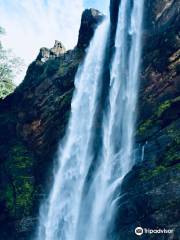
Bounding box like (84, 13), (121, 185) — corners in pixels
(156, 100), (172, 117)
(139, 165), (167, 180)
(4, 142), (35, 218)
(138, 119), (153, 135)
(137, 96), (180, 138)
(5, 185), (15, 216)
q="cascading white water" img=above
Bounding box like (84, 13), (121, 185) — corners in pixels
(35, 0), (144, 239)
(82, 1), (145, 239)
(36, 15), (110, 240)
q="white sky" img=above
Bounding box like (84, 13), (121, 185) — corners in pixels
(0, 0), (109, 85)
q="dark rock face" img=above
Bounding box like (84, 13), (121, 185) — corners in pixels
(0, 1), (179, 240)
(110, 0), (120, 40)
(77, 8), (104, 49)
(0, 9), (101, 240)
(144, 0), (180, 33)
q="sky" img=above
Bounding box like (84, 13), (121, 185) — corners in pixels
(0, 0), (109, 85)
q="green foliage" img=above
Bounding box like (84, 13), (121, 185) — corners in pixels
(137, 96), (180, 137)
(156, 96), (180, 118)
(164, 146), (180, 166)
(0, 26), (5, 35)
(161, 121), (180, 166)
(0, 79), (15, 99)
(0, 26), (24, 99)
(151, 165), (166, 175)
(167, 124), (180, 145)
(6, 185), (15, 215)
(4, 143), (35, 217)
(140, 165), (166, 180)
(15, 177), (34, 216)
(176, 163), (180, 170)
(138, 119), (153, 135)
(10, 145), (33, 170)
(139, 121), (180, 180)
(156, 100), (171, 117)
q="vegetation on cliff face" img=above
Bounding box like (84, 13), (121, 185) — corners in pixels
(4, 143), (34, 217)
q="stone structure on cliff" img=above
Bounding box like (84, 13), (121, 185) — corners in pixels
(0, 1), (179, 240)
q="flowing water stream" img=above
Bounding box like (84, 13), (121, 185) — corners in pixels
(36, 0), (144, 239)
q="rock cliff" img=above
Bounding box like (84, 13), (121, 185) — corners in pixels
(0, 1), (179, 240)
(0, 8), (102, 239)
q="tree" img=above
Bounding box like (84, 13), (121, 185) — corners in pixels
(0, 26), (5, 35)
(0, 27), (24, 99)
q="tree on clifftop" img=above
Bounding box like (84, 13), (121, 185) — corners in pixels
(0, 26), (24, 99)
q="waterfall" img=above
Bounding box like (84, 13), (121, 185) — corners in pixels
(83, 1), (145, 239)
(36, 14), (110, 240)
(35, 0), (144, 239)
